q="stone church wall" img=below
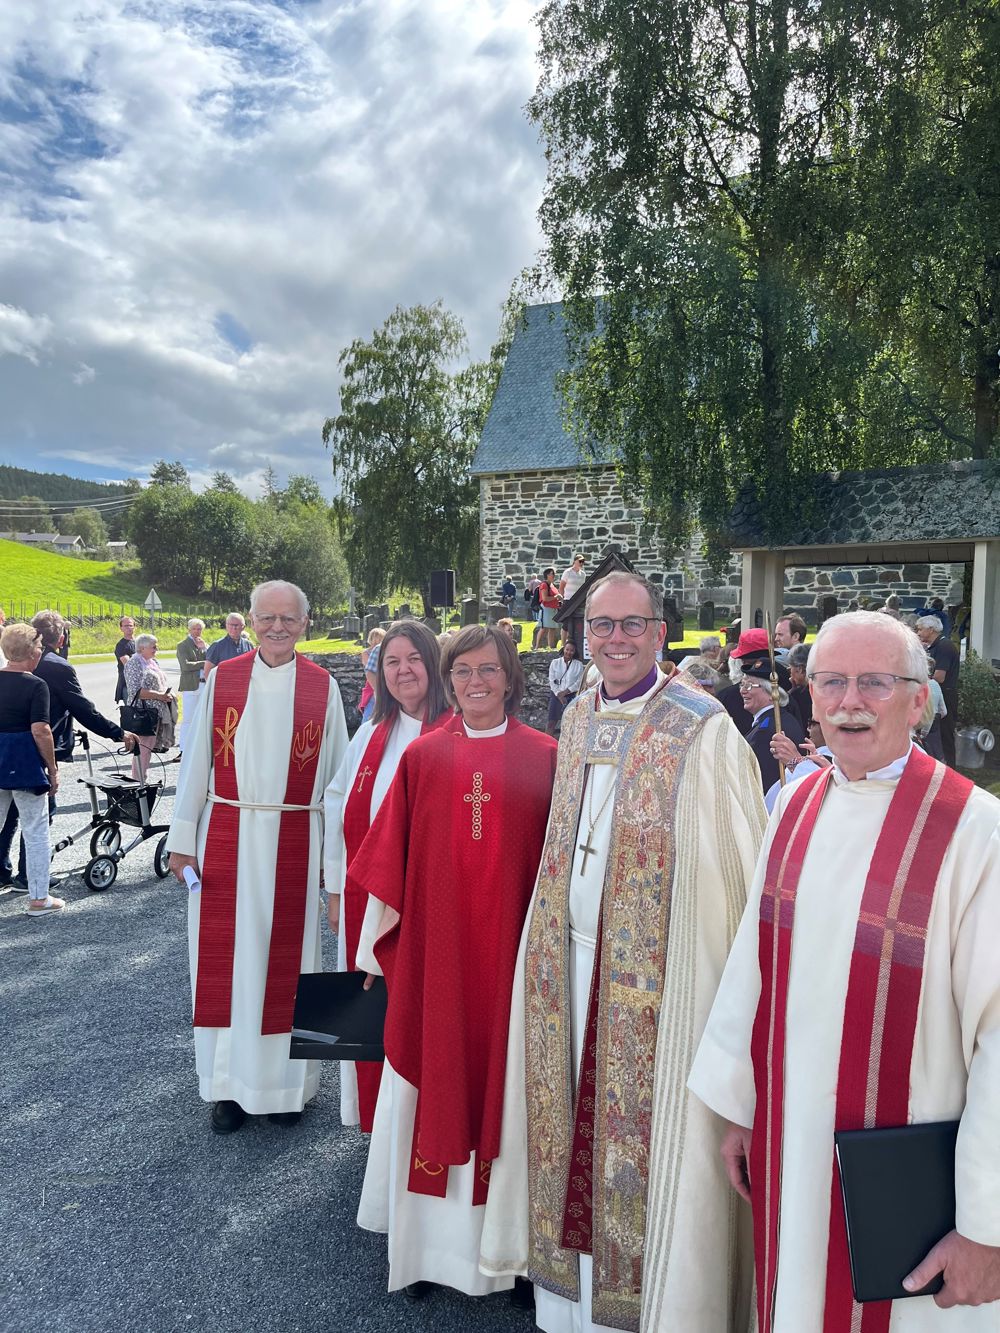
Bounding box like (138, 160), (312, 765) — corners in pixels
(479, 467), (964, 622)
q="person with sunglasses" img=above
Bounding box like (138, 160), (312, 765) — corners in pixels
(692, 611), (1000, 1326)
(347, 624), (557, 1307)
(481, 572), (766, 1331)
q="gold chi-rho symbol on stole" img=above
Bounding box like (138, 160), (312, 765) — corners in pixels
(214, 706), (239, 766)
(464, 771), (491, 840)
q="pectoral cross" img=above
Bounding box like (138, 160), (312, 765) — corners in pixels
(578, 830), (598, 874)
(356, 765), (373, 794)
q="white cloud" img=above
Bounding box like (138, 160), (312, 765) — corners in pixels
(0, 0), (545, 489)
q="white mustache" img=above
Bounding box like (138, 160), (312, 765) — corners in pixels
(826, 708), (878, 727)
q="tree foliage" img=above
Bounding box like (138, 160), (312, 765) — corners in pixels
(57, 506), (108, 548)
(323, 302), (492, 606)
(528, 0), (1000, 567)
(13, 495), (55, 533)
(148, 459), (191, 489)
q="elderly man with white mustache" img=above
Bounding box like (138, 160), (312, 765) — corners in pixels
(689, 610), (1000, 1330)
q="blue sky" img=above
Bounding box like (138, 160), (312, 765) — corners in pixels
(0, 0), (545, 495)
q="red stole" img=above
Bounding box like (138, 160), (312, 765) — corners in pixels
(193, 650), (330, 1035)
(749, 747), (972, 1332)
(348, 715), (558, 1203)
(341, 710), (447, 1132)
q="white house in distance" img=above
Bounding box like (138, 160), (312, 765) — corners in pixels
(0, 532), (85, 551)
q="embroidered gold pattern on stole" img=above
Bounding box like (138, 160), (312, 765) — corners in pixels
(524, 683), (716, 1331)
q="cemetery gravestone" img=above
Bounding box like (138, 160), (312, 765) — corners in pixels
(698, 601), (715, 631)
(461, 598), (480, 627)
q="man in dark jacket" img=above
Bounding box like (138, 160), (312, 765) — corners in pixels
(0, 611), (137, 890)
(738, 653), (805, 793)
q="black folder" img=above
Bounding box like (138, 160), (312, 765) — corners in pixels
(288, 971), (388, 1062)
(834, 1119), (959, 1303)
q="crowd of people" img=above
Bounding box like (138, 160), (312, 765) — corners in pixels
(3, 576), (998, 1328)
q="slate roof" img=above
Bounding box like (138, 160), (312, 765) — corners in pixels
(729, 460), (1000, 549)
(471, 301), (614, 476)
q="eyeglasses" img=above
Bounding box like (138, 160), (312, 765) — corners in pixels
(586, 616), (660, 638)
(253, 614), (304, 628)
(451, 664), (505, 683)
(808, 672), (921, 701)
(738, 679), (766, 693)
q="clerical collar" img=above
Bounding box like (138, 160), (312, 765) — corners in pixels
(463, 718), (508, 739)
(831, 741), (913, 786)
(601, 665), (660, 705)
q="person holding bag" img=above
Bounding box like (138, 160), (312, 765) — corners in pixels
(0, 623), (61, 916)
(123, 634), (174, 780)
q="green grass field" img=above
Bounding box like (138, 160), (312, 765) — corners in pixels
(0, 538), (193, 620)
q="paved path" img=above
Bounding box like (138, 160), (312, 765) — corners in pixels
(0, 677), (534, 1333)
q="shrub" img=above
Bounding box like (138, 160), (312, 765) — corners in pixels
(956, 651), (1000, 733)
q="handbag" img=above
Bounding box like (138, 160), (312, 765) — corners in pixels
(120, 687), (158, 736)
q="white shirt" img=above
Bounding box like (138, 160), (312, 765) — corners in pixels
(560, 566), (586, 599)
(548, 656), (584, 696)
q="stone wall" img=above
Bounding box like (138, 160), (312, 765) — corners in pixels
(307, 648), (556, 737)
(479, 466), (965, 620)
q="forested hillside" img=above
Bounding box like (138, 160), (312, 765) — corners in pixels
(0, 464), (135, 502)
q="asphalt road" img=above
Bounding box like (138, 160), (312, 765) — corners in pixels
(0, 657), (534, 1333)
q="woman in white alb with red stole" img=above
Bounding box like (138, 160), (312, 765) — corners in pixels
(323, 621), (449, 1131)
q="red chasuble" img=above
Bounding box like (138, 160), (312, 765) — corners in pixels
(193, 650), (331, 1036)
(346, 715), (557, 1199)
(749, 747), (972, 1333)
(340, 710), (449, 1132)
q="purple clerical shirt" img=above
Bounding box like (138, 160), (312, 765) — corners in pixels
(601, 665), (660, 705)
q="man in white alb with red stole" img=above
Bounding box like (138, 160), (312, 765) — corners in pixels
(348, 625), (557, 1301)
(480, 572), (767, 1333)
(167, 581), (348, 1134)
(690, 611), (1000, 1329)
(323, 620), (449, 1131)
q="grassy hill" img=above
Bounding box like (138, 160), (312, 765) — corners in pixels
(0, 538), (190, 621)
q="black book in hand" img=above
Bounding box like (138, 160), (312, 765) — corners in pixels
(289, 971), (387, 1062)
(835, 1120), (959, 1303)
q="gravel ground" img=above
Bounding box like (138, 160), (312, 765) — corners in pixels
(0, 676), (535, 1333)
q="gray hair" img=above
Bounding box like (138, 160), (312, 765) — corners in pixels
(915, 615), (943, 634)
(698, 635), (721, 653)
(249, 581), (309, 617)
(187, 618), (204, 632)
(685, 658), (721, 691)
(788, 643), (810, 670)
(224, 612), (246, 627)
(135, 633), (157, 651)
(806, 610), (929, 684)
(585, 571), (663, 620)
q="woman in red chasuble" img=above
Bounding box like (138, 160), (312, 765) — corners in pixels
(348, 624), (557, 1305)
(323, 621), (449, 1133)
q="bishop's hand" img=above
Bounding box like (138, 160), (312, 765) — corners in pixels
(720, 1121), (752, 1203)
(904, 1230), (1000, 1307)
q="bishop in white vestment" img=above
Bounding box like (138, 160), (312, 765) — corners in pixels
(167, 582), (348, 1131)
(480, 573), (767, 1333)
(689, 611), (1000, 1329)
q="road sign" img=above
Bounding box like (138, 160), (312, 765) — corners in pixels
(144, 588), (163, 611)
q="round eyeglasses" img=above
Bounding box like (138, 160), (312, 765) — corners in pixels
(586, 616), (660, 638)
(808, 672), (921, 701)
(254, 614), (305, 628)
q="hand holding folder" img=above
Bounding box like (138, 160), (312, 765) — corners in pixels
(289, 971), (388, 1062)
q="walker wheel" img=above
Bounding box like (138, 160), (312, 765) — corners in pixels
(90, 823), (122, 858)
(84, 856), (118, 892)
(154, 834), (171, 879)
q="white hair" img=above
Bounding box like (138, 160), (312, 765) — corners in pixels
(187, 618), (204, 631)
(915, 615), (943, 634)
(135, 633), (157, 651)
(224, 611), (246, 626)
(698, 635), (721, 652)
(806, 611), (929, 684)
(249, 581), (309, 617)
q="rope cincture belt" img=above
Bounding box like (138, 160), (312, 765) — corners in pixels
(207, 794), (322, 813)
